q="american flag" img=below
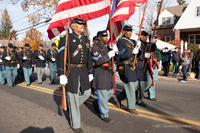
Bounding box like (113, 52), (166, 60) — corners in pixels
(47, 0), (111, 39)
(111, 0), (147, 22)
(107, 0), (124, 46)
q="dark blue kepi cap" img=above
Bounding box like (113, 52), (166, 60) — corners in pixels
(123, 25), (132, 31)
(8, 43), (13, 48)
(93, 36), (99, 41)
(71, 17), (85, 25)
(25, 43), (30, 47)
(164, 47), (168, 50)
(141, 30), (149, 36)
(52, 43), (57, 47)
(97, 30), (108, 37)
(39, 44), (43, 47)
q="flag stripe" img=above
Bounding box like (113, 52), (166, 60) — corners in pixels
(111, 0), (146, 22)
(55, 0), (109, 14)
(47, 0), (110, 39)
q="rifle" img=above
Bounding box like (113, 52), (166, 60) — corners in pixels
(61, 18), (70, 111)
(51, 40), (53, 59)
(7, 32), (11, 57)
(24, 32), (28, 57)
(143, 0), (163, 87)
(35, 30), (40, 56)
(132, 0), (148, 71)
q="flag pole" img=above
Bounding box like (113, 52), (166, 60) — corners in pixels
(108, 1), (115, 72)
(108, 0), (116, 94)
(132, 0), (148, 70)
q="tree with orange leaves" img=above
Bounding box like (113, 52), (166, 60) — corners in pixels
(22, 28), (43, 52)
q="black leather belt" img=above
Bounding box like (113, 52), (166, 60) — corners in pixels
(70, 64), (86, 68)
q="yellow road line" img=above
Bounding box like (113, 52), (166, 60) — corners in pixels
(108, 106), (200, 131)
(108, 102), (200, 126)
(18, 83), (200, 130)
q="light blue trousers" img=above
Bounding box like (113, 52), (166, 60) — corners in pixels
(0, 66), (6, 84)
(118, 81), (137, 109)
(49, 62), (57, 82)
(23, 67), (32, 85)
(36, 67), (45, 83)
(5, 66), (18, 87)
(67, 77), (91, 129)
(173, 62), (179, 76)
(146, 66), (158, 99)
(94, 88), (113, 119)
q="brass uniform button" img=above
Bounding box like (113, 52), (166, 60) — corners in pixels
(80, 61), (82, 63)
(78, 44), (82, 49)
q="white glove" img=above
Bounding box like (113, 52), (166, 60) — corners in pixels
(5, 56), (11, 61)
(51, 58), (56, 62)
(136, 41), (141, 47)
(0, 59), (2, 63)
(23, 56), (27, 60)
(88, 74), (94, 82)
(133, 47), (139, 54)
(145, 53), (151, 58)
(108, 50), (115, 59)
(150, 37), (155, 44)
(38, 55), (44, 60)
(60, 75), (68, 85)
(17, 64), (20, 69)
(32, 64), (34, 67)
(112, 44), (118, 53)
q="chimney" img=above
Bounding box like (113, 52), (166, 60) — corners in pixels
(157, 2), (162, 17)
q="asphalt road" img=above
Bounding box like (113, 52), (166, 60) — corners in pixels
(0, 70), (200, 133)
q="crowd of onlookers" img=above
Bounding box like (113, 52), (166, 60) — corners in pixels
(161, 44), (200, 82)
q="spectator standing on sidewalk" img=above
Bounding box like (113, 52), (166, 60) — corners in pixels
(161, 47), (171, 76)
(187, 48), (194, 73)
(180, 50), (190, 82)
(195, 44), (200, 80)
(171, 47), (181, 77)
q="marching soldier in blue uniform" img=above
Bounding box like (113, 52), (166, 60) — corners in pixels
(57, 18), (93, 133)
(145, 35), (158, 101)
(0, 44), (6, 85)
(47, 43), (58, 84)
(33, 44), (47, 84)
(18, 43), (33, 86)
(2, 43), (19, 88)
(91, 30), (118, 123)
(136, 31), (157, 107)
(114, 25), (140, 114)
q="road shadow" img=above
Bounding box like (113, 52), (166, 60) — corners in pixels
(20, 126), (54, 133)
(53, 87), (70, 125)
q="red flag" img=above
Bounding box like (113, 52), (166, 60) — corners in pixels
(47, 0), (111, 39)
(111, 0), (147, 22)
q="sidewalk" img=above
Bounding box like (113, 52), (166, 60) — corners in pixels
(158, 73), (200, 83)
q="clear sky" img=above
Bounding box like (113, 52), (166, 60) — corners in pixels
(0, 0), (192, 42)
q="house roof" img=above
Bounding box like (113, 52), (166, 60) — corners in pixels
(162, 4), (188, 17)
(174, 0), (200, 30)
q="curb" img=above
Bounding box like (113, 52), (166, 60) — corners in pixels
(158, 76), (200, 83)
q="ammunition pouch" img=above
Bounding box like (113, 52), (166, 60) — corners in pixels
(117, 58), (136, 74)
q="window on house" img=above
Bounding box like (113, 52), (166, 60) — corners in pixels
(197, 7), (200, 17)
(189, 35), (200, 44)
(165, 36), (171, 42)
(162, 17), (171, 25)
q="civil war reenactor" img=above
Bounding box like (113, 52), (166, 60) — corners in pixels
(93, 36), (99, 46)
(91, 30), (119, 123)
(2, 43), (19, 88)
(114, 25), (140, 114)
(144, 34), (159, 101)
(0, 44), (6, 85)
(47, 42), (58, 84)
(18, 43), (33, 86)
(33, 44), (47, 84)
(57, 17), (93, 133)
(136, 31), (157, 107)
